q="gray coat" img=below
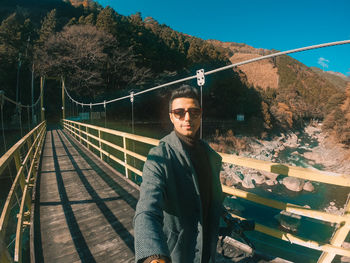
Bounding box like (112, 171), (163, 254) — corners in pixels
(134, 131), (223, 263)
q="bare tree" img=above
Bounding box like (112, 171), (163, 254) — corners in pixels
(35, 24), (151, 98)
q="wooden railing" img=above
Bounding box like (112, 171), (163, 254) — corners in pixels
(0, 121), (46, 263)
(63, 119), (350, 263)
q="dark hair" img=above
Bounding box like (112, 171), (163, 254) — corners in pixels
(169, 85), (200, 112)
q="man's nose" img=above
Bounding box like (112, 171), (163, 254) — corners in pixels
(184, 111), (191, 120)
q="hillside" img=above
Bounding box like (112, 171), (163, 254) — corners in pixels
(208, 40), (279, 90)
(311, 67), (349, 91)
(323, 82), (350, 144)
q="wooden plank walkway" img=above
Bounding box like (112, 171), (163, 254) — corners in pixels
(32, 128), (139, 263)
(30, 128), (286, 263)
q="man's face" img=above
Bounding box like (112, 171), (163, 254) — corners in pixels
(169, 97), (201, 138)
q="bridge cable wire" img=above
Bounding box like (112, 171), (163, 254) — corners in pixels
(18, 106), (23, 138)
(63, 39), (350, 107)
(0, 94), (6, 152)
(27, 107), (30, 132)
(1, 85), (44, 109)
(0, 79), (44, 155)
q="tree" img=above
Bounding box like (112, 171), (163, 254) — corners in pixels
(37, 9), (58, 47)
(35, 25), (115, 96)
(84, 13), (95, 25)
(0, 13), (35, 99)
(96, 6), (118, 36)
(0, 13), (24, 58)
(35, 24), (152, 97)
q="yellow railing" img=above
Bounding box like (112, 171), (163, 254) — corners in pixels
(63, 119), (350, 263)
(0, 121), (46, 263)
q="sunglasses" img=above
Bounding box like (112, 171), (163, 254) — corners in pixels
(170, 108), (202, 120)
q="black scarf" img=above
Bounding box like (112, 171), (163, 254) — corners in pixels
(174, 130), (213, 262)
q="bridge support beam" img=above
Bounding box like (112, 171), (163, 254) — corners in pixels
(61, 77), (65, 120)
(40, 77), (45, 122)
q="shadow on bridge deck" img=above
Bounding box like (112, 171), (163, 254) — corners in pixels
(33, 128), (139, 263)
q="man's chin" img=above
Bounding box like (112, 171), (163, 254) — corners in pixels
(180, 130), (196, 137)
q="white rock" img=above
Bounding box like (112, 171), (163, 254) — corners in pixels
(303, 181), (315, 192)
(251, 172), (265, 184)
(282, 177), (305, 192)
(265, 179), (277, 186)
(242, 176), (255, 189)
(225, 175), (239, 187)
(260, 171), (279, 180)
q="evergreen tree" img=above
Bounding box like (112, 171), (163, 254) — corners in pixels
(0, 13), (24, 57)
(84, 13), (95, 25)
(37, 9), (58, 46)
(96, 6), (118, 36)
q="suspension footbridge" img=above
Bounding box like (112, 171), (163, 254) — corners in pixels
(1, 40), (350, 263)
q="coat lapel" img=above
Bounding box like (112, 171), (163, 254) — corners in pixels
(164, 132), (201, 196)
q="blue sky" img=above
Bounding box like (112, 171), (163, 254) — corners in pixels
(97, 0), (350, 76)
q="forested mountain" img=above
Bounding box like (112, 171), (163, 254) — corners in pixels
(0, 0), (348, 144)
(209, 40), (349, 142)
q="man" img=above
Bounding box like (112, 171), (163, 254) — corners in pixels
(134, 85), (224, 263)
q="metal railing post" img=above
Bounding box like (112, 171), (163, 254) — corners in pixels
(86, 126), (90, 150)
(98, 130), (103, 160)
(196, 69), (205, 139)
(123, 135), (128, 178)
(79, 124), (82, 143)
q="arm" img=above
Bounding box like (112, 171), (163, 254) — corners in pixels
(134, 147), (171, 262)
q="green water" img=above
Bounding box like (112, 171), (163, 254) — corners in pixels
(227, 129), (349, 262)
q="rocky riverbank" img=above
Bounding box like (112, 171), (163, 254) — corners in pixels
(212, 121), (350, 214)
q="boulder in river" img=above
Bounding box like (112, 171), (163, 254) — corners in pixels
(225, 175), (240, 187)
(303, 181), (315, 192)
(251, 172), (265, 184)
(260, 170), (279, 181)
(282, 176), (305, 192)
(242, 175), (255, 189)
(220, 172), (226, 184)
(265, 179), (277, 186)
(274, 210), (301, 232)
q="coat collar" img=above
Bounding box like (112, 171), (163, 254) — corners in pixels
(160, 131), (222, 173)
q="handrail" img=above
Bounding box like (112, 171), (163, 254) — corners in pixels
(0, 121), (46, 263)
(221, 153), (350, 187)
(62, 119), (350, 262)
(0, 122), (44, 175)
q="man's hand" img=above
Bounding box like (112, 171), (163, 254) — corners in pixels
(150, 260), (167, 263)
(142, 255), (171, 263)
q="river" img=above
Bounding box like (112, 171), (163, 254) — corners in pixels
(221, 122), (350, 262)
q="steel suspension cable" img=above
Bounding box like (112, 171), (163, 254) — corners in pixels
(205, 39), (350, 75)
(18, 106), (23, 138)
(1, 104), (6, 152)
(63, 39), (350, 108)
(27, 107), (30, 132)
(2, 86), (43, 109)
